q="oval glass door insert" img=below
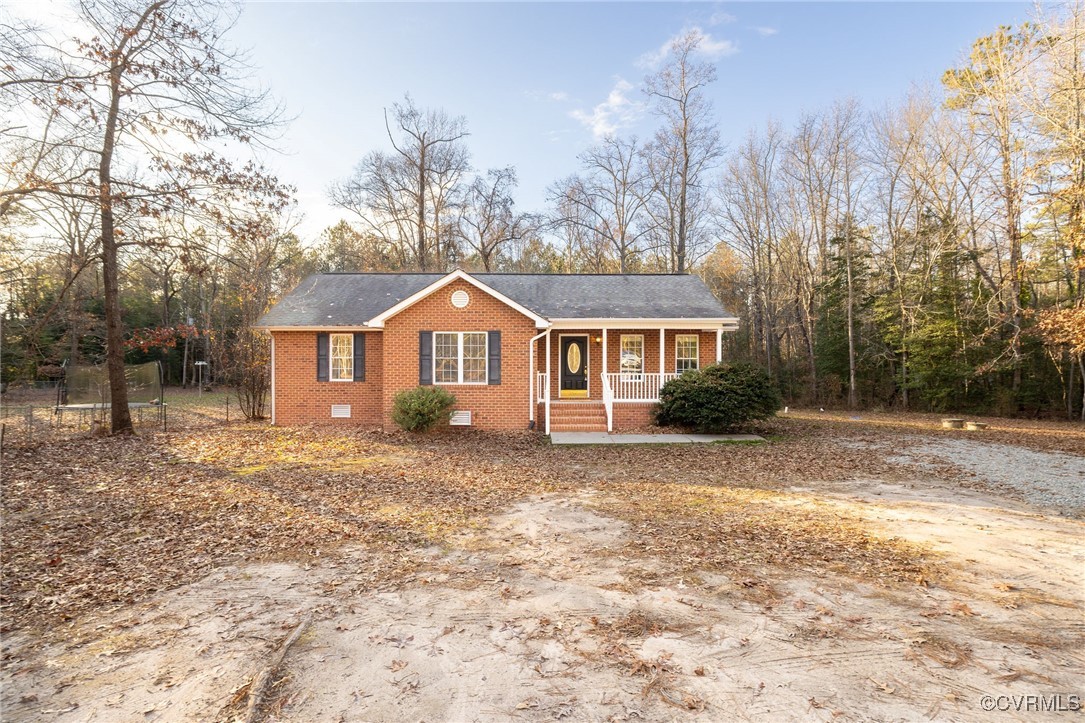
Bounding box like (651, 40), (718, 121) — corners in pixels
(566, 343), (582, 374)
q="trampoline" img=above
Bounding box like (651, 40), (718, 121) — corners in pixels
(55, 361), (167, 430)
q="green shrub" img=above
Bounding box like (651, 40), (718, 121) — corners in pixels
(391, 386), (457, 432)
(655, 362), (781, 432)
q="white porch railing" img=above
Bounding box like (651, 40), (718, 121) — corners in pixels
(605, 372), (679, 402)
(600, 372), (614, 432)
(536, 372), (549, 403)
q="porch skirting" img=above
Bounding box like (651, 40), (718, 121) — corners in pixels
(610, 402), (656, 428)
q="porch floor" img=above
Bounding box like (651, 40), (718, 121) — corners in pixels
(548, 432), (765, 445)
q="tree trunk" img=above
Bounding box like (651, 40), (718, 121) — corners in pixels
(99, 63), (132, 435)
(182, 333), (190, 387)
(1001, 128), (1023, 397)
(676, 117), (689, 273)
(68, 289), (80, 365)
(845, 228), (858, 409)
(417, 145), (427, 271)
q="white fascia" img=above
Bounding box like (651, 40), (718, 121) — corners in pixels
(547, 318), (739, 331)
(366, 269), (550, 329)
(255, 326), (377, 332)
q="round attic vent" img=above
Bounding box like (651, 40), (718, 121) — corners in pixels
(451, 289), (470, 308)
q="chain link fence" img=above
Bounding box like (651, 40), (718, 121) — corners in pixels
(0, 390), (241, 451)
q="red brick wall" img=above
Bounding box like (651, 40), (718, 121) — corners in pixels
(381, 279), (538, 430)
(271, 330), (383, 426)
(613, 402), (655, 428)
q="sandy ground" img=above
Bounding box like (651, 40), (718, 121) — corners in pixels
(2, 436), (1083, 721)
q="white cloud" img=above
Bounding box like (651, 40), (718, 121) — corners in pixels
(523, 89), (571, 103)
(569, 78), (643, 140)
(699, 32), (739, 58)
(636, 26), (738, 70)
(753, 26), (778, 37)
(709, 11), (737, 26)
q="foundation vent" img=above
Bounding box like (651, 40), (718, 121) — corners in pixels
(449, 410), (472, 426)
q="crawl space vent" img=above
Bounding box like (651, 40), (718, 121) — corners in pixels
(330, 404), (351, 419)
(449, 410), (472, 426)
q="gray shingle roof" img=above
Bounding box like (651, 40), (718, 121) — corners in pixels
(256, 273), (735, 328)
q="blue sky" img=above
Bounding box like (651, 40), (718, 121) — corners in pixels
(230, 1), (1032, 242)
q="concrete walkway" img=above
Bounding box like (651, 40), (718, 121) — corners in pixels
(549, 432), (765, 445)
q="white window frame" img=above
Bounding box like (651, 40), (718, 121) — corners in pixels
(676, 334), (699, 374)
(620, 334), (644, 379)
(330, 333), (354, 382)
(433, 331), (488, 386)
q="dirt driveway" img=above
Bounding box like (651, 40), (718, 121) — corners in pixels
(2, 413), (1083, 721)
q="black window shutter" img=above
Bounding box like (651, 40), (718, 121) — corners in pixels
(488, 330), (501, 385)
(353, 333), (366, 382)
(316, 333), (329, 381)
(419, 331), (433, 385)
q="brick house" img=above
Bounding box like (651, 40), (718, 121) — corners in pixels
(256, 270), (739, 433)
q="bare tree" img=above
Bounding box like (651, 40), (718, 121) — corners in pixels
(642, 30), (723, 272)
(1028, 1), (1085, 304)
(331, 96), (470, 271)
(2, 0), (289, 433)
(457, 167), (538, 271)
(944, 23), (1042, 395)
(551, 189), (614, 273)
(548, 136), (651, 273)
(717, 126), (785, 375)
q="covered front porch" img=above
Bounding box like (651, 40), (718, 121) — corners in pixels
(529, 324), (733, 434)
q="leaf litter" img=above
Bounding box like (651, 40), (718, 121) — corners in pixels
(3, 421), (956, 635)
(2, 414), (1082, 721)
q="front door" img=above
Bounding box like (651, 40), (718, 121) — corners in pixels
(559, 336), (588, 398)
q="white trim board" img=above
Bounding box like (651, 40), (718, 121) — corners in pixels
(256, 326), (377, 332)
(367, 270), (550, 329)
(547, 318), (739, 331)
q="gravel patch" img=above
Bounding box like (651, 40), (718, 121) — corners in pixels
(887, 438), (1085, 513)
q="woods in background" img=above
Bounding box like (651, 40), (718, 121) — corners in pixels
(2, 2), (1083, 421)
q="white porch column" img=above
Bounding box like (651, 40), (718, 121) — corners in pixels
(716, 329), (723, 363)
(528, 333), (536, 423)
(659, 328), (665, 375)
(545, 330), (552, 435)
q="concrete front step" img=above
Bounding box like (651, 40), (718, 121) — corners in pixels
(551, 424), (609, 432)
(550, 405), (605, 415)
(550, 414), (607, 424)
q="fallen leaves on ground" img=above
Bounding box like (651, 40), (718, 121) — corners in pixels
(1, 427), (564, 635)
(5, 410), (1054, 634)
(590, 479), (941, 587)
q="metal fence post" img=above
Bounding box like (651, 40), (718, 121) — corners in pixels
(26, 406), (32, 444)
